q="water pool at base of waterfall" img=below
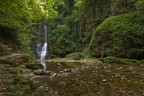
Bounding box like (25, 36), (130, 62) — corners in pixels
(31, 62), (144, 96)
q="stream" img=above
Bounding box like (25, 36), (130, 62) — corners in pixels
(30, 61), (144, 96)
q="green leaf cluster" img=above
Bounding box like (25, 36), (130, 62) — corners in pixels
(49, 25), (76, 57)
(0, 0), (33, 29)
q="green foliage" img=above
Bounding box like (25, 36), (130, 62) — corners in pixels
(46, 0), (144, 60)
(16, 31), (34, 53)
(90, 11), (144, 59)
(74, 0), (139, 53)
(49, 25), (76, 57)
(66, 52), (84, 60)
(7, 67), (35, 96)
(0, 0), (33, 29)
(101, 56), (144, 64)
(136, 0), (144, 11)
(77, 0), (111, 18)
(0, 0), (55, 55)
(0, 0), (35, 55)
(0, 42), (12, 56)
(1, 0), (142, 59)
(28, 0), (45, 23)
(48, 0), (90, 57)
(111, 0), (137, 14)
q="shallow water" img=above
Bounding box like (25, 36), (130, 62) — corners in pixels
(46, 62), (84, 72)
(32, 62), (144, 96)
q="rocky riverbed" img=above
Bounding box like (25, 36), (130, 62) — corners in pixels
(0, 64), (34, 96)
(0, 54), (144, 96)
(0, 53), (35, 96)
(27, 61), (144, 96)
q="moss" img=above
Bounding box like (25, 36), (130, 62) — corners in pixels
(8, 67), (23, 74)
(101, 56), (143, 64)
(49, 25), (76, 57)
(0, 42), (12, 56)
(6, 77), (34, 96)
(90, 11), (144, 59)
(66, 52), (84, 60)
(0, 53), (35, 67)
(3, 67), (35, 96)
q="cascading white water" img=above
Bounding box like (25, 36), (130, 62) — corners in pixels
(37, 25), (48, 71)
(40, 43), (47, 60)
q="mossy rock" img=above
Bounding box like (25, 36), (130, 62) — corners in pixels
(26, 63), (43, 69)
(0, 59), (18, 66)
(90, 11), (144, 59)
(0, 53), (35, 66)
(34, 70), (53, 75)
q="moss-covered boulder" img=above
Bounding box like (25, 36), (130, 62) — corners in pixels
(90, 11), (144, 59)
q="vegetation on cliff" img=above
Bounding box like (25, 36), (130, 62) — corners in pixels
(88, 0), (144, 59)
(0, 0), (144, 60)
(47, 0), (144, 60)
(90, 11), (144, 59)
(0, 0), (57, 55)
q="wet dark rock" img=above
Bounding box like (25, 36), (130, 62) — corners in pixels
(26, 63), (43, 69)
(63, 68), (72, 72)
(136, 92), (144, 96)
(125, 67), (134, 72)
(57, 63), (61, 66)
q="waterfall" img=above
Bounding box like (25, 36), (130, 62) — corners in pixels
(37, 24), (48, 71)
(40, 43), (47, 60)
